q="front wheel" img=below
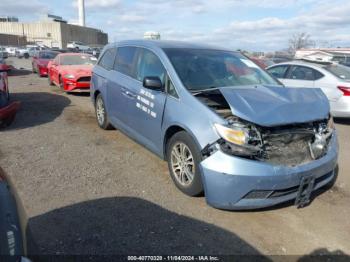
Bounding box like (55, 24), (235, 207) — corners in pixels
(95, 94), (113, 130)
(166, 131), (204, 196)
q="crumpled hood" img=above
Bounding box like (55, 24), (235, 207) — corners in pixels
(219, 85), (330, 126)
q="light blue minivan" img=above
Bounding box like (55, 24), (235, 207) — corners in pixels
(91, 40), (338, 210)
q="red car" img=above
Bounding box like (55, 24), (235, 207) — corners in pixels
(0, 58), (13, 72)
(47, 53), (96, 92)
(32, 50), (59, 77)
(0, 70), (20, 127)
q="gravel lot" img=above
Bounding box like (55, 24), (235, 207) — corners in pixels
(1, 58), (350, 258)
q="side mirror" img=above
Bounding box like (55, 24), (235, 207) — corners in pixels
(143, 76), (163, 91)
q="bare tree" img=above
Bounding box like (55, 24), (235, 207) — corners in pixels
(288, 32), (315, 55)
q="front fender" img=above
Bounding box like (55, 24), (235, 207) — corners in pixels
(161, 96), (222, 158)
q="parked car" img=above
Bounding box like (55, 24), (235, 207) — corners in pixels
(249, 57), (274, 69)
(15, 47), (29, 59)
(0, 70), (20, 127)
(267, 60), (350, 118)
(67, 41), (90, 51)
(91, 40), (338, 210)
(271, 57), (292, 64)
(0, 58), (13, 72)
(0, 167), (31, 261)
(32, 50), (59, 77)
(91, 47), (102, 58)
(28, 46), (41, 57)
(5, 46), (17, 57)
(48, 53), (97, 92)
(0, 47), (8, 59)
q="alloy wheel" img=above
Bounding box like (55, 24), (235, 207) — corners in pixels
(170, 142), (195, 186)
(96, 97), (105, 126)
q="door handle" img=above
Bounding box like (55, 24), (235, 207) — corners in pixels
(122, 89), (136, 99)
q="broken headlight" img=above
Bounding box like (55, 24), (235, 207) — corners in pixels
(309, 116), (334, 160)
(214, 123), (249, 146)
(214, 120), (262, 157)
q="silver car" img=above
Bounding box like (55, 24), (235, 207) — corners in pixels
(267, 61), (350, 118)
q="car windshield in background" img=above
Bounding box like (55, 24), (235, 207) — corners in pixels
(163, 48), (279, 91)
(60, 55), (96, 66)
(39, 52), (58, 59)
(323, 64), (350, 81)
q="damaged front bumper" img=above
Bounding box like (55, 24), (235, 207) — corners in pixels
(200, 132), (338, 210)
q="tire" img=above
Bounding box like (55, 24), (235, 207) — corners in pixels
(24, 53), (29, 59)
(95, 94), (113, 130)
(166, 131), (204, 196)
(48, 74), (54, 86)
(32, 64), (36, 73)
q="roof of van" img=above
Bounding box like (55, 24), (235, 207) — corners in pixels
(107, 40), (236, 52)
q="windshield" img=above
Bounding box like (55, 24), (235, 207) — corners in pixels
(163, 48), (279, 91)
(60, 55), (96, 66)
(39, 51), (58, 59)
(323, 64), (350, 80)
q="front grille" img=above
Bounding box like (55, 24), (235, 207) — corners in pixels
(260, 125), (318, 166)
(263, 134), (314, 166)
(77, 76), (91, 82)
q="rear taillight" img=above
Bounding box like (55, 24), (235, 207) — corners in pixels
(338, 86), (350, 96)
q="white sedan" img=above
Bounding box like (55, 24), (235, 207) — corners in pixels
(267, 61), (350, 118)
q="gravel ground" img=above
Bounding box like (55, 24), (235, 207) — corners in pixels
(1, 58), (350, 258)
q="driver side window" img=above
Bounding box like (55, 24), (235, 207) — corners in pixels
(136, 48), (166, 86)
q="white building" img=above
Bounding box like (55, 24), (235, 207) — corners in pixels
(295, 48), (350, 63)
(0, 15), (108, 48)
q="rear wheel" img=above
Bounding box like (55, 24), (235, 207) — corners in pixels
(95, 94), (113, 130)
(166, 131), (204, 196)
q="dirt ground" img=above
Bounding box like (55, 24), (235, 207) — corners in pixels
(1, 58), (349, 258)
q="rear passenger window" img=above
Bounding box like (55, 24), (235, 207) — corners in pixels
(98, 48), (116, 70)
(136, 48), (166, 84)
(288, 66), (316, 81)
(314, 70), (324, 80)
(267, 65), (289, 79)
(114, 46), (137, 77)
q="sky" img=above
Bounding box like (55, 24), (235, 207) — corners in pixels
(1, 0), (350, 51)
